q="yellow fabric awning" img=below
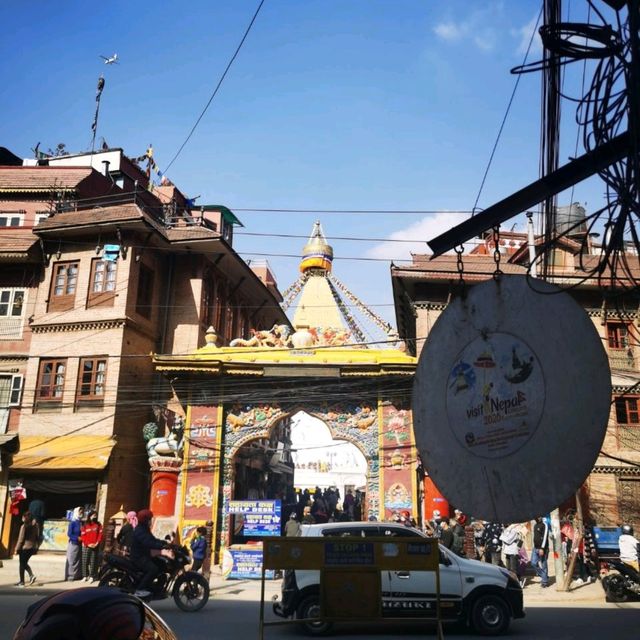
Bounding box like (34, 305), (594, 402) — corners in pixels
(12, 435), (116, 471)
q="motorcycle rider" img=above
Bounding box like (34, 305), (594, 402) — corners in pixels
(618, 524), (639, 572)
(131, 509), (168, 598)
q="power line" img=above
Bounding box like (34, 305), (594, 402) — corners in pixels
(163, 0), (266, 174)
(232, 208), (475, 215)
(472, 5), (543, 213)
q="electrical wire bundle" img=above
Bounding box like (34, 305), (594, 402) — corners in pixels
(512, 0), (640, 293)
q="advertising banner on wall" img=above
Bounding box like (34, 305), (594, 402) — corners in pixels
(221, 544), (274, 580)
(226, 499), (282, 537)
(182, 406), (220, 522)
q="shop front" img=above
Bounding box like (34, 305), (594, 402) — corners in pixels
(2, 435), (115, 555)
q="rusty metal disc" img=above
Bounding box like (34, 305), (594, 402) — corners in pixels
(412, 275), (611, 522)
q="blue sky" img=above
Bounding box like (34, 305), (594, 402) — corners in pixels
(0, 1), (611, 328)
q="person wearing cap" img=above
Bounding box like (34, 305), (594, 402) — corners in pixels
(130, 509), (168, 598)
(429, 510), (443, 538)
(284, 512), (301, 537)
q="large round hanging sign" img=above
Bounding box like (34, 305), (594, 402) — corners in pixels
(412, 275), (610, 523)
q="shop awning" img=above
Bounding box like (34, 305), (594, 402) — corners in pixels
(11, 435), (116, 470)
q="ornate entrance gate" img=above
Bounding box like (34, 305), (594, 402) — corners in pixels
(155, 329), (416, 556)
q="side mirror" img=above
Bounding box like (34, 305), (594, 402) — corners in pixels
(439, 550), (451, 566)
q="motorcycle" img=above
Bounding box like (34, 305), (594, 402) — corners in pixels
(602, 558), (640, 602)
(98, 543), (210, 612)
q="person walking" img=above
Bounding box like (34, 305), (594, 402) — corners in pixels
(116, 511), (137, 556)
(284, 513), (302, 537)
(15, 511), (39, 587)
(342, 490), (355, 521)
(439, 519), (454, 549)
(618, 524), (639, 572)
(27, 499), (45, 545)
(189, 527), (208, 573)
(482, 521), (504, 566)
(451, 517), (466, 557)
(65, 506), (84, 581)
(80, 510), (103, 582)
(531, 516), (550, 588)
(500, 523), (522, 577)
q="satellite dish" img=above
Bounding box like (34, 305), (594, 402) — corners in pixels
(412, 275), (610, 523)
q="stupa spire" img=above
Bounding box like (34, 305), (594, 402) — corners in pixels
(300, 221), (333, 273)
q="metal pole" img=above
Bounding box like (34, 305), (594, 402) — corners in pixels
(435, 562), (444, 640)
(259, 558), (266, 640)
(562, 490), (584, 591)
(549, 509), (565, 590)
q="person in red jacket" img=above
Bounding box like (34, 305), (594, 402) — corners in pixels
(80, 511), (103, 582)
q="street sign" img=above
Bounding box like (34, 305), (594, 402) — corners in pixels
(413, 275), (611, 523)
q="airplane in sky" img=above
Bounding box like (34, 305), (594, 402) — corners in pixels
(99, 54), (119, 65)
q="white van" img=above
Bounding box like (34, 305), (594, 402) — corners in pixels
(272, 521), (524, 636)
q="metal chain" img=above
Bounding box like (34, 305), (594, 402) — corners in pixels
(492, 225), (503, 280)
(454, 245), (465, 290)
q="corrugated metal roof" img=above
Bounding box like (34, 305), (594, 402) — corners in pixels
(0, 167), (93, 191)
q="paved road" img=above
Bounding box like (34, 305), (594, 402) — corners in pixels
(1, 580), (639, 640)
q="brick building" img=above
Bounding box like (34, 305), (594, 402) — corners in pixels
(0, 149), (288, 556)
(392, 226), (640, 529)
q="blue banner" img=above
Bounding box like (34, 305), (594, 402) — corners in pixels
(222, 547), (274, 580)
(226, 500), (281, 537)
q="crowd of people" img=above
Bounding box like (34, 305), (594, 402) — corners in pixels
(284, 486), (366, 529)
(424, 510), (638, 590)
(12, 504), (209, 594)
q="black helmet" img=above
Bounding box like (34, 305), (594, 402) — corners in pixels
(12, 588), (177, 640)
(621, 524), (634, 536)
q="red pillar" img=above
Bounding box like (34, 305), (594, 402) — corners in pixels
(149, 458), (181, 517)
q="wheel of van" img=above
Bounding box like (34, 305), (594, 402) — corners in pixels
(605, 575), (629, 603)
(470, 594), (510, 636)
(296, 594), (333, 636)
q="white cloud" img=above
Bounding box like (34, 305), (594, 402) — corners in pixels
(474, 31), (496, 52)
(432, 3), (503, 52)
(365, 212), (471, 261)
(513, 14), (543, 57)
(434, 22), (464, 42)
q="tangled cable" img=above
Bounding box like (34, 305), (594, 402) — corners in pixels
(512, 1), (640, 293)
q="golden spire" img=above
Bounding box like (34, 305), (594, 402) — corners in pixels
(300, 221), (333, 273)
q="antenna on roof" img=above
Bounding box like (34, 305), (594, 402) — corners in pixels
(90, 75), (106, 155)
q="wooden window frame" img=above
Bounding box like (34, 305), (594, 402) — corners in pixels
(0, 288), (25, 318)
(49, 261), (79, 312)
(136, 263), (154, 319)
(87, 258), (117, 308)
(36, 358), (67, 405)
(607, 322), (631, 350)
(76, 357), (107, 406)
(0, 374), (23, 407)
(615, 396), (640, 424)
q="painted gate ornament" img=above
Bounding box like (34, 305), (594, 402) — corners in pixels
(413, 275), (611, 523)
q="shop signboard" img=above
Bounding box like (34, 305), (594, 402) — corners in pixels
(226, 499), (281, 537)
(222, 544), (273, 580)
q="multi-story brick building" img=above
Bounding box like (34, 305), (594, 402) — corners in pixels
(0, 148), (288, 556)
(392, 223), (640, 529)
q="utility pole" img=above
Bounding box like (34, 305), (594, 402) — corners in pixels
(549, 508), (565, 590)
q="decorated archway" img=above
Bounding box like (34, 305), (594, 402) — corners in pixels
(155, 329), (417, 557)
